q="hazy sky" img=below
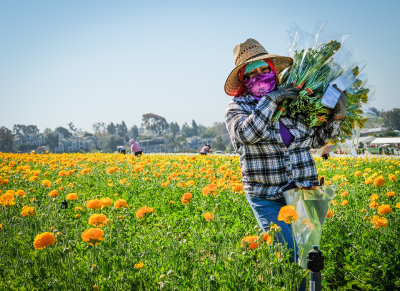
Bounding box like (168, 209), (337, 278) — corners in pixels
(1, 0), (398, 132)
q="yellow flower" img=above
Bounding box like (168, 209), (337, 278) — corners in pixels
(33, 232), (56, 249)
(278, 205), (298, 223)
(21, 206), (36, 217)
(369, 201), (379, 209)
(262, 233), (273, 245)
(16, 190), (26, 197)
(100, 198), (113, 208)
(354, 171), (362, 177)
(370, 194), (379, 201)
(396, 202), (400, 209)
(134, 262), (144, 269)
(0, 192), (15, 207)
(365, 177), (374, 185)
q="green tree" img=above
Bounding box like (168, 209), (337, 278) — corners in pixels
(0, 127), (13, 152)
(55, 127), (72, 138)
(130, 125), (139, 139)
(46, 132), (59, 152)
(141, 113), (168, 136)
(192, 120), (198, 136)
(169, 122), (180, 138)
(382, 108), (400, 130)
(116, 121), (128, 138)
(107, 122), (116, 135)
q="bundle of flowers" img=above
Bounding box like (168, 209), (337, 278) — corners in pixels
(272, 30), (370, 142)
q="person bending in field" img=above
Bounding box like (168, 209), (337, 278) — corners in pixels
(224, 38), (346, 291)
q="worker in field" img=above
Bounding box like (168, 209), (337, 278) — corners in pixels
(129, 138), (143, 156)
(224, 38), (347, 291)
(199, 144), (211, 155)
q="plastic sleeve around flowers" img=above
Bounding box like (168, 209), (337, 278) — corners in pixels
(311, 118), (344, 149)
(225, 96), (277, 145)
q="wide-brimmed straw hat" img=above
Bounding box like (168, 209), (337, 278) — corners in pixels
(224, 38), (293, 96)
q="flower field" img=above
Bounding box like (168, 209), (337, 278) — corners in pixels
(0, 152), (399, 290)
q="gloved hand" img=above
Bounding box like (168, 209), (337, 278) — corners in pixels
(267, 84), (300, 104)
(333, 85), (347, 120)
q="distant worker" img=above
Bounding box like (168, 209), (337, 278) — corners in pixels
(321, 144), (332, 160)
(116, 145), (126, 154)
(199, 144), (211, 155)
(129, 139), (143, 156)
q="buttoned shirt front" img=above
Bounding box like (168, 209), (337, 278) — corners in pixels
(225, 95), (343, 199)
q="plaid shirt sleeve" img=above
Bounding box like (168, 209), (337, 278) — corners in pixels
(225, 96), (278, 144)
(311, 119), (345, 148)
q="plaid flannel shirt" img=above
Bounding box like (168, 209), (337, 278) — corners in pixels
(225, 95), (343, 200)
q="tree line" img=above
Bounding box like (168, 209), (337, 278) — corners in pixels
(0, 113), (232, 153)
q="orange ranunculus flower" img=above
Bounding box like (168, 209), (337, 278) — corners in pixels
(386, 191), (395, 197)
(278, 205), (298, 223)
(365, 177), (373, 185)
(370, 215), (388, 229)
(86, 199), (102, 209)
(136, 206), (154, 218)
(114, 199), (128, 208)
(354, 171), (362, 177)
(88, 214), (109, 227)
(369, 201), (379, 209)
(41, 180), (52, 188)
(66, 193), (78, 200)
(134, 262), (144, 269)
(203, 212), (215, 222)
(377, 204), (392, 215)
(396, 202), (400, 209)
(16, 190), (26, 197)
(326, 209), (334, 218)
(181, 192), (193, 204)
(33, 232), (56, 249)
(341, 200), (348, 206)
(388, 174), (397, 182)
(81, 228), (104, 246)
(262, 233), (273, 245)
(241, 235), (259, 250)
(373, 176), (385, 187)
(100, 198), (112, 208)
(21, 206), (36, 217)
(340, 191), (348, 198)
(0, 192), (15, 207)
(370, 194), (379, 201)
(48, 190), (59, 198)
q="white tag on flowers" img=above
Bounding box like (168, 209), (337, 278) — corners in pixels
(321, 85), (342, 109)
(330, 70), (355, 91)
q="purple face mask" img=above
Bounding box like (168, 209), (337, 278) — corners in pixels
(242, 71), (276, 97)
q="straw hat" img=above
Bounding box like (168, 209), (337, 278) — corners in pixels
(224, 38), (293, 96)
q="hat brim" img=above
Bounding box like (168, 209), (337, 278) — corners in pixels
(224, 54), (293, 96)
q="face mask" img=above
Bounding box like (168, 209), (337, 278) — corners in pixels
(242, 71), (276, 97)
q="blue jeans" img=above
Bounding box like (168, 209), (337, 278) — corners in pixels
(246, 194), (306, 291)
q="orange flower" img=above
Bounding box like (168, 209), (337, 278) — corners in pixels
(48, 190), (59, 198)
(203, 212), (215, 222)
(370, 215), (388, 229)
(396, 202), (400, 209)
(66, 193), (78, 200)
(386, 191), (395, 197)
(136, 206), (154, 218)
(388, 174), (397, 182)
(278, 205), (298, 223)
(241, 235), (259, 250)
(21, 206), (36, 217)
(0, 192), (15, 207)
(370, 193), (379, 201)
(181, 192), (193, 204)
(369, 201), (379, 209)
(341, 200), (348, 206)
(16, 190), (26, 197)
(365, 177), (373, 185)
(88, 214), (109, 227)
(100, 198), (112, 208)
(262, 233), (273, 245)
(377, 204), (392, 215)
(134, 262), (144, 269)
(354, 171), (362, 177)
(41, 180), (52, 188)
(340, 191), (348, 198)
(81, 228), (104, 246)
(114, 199), (128, 208)
(33, 232), (56, 249)
(326, 209), (334, 218)
(86, 199), (101, 209)
(373, 176), (385, 187)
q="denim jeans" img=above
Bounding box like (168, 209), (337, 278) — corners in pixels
(245, 194), (306, 291)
